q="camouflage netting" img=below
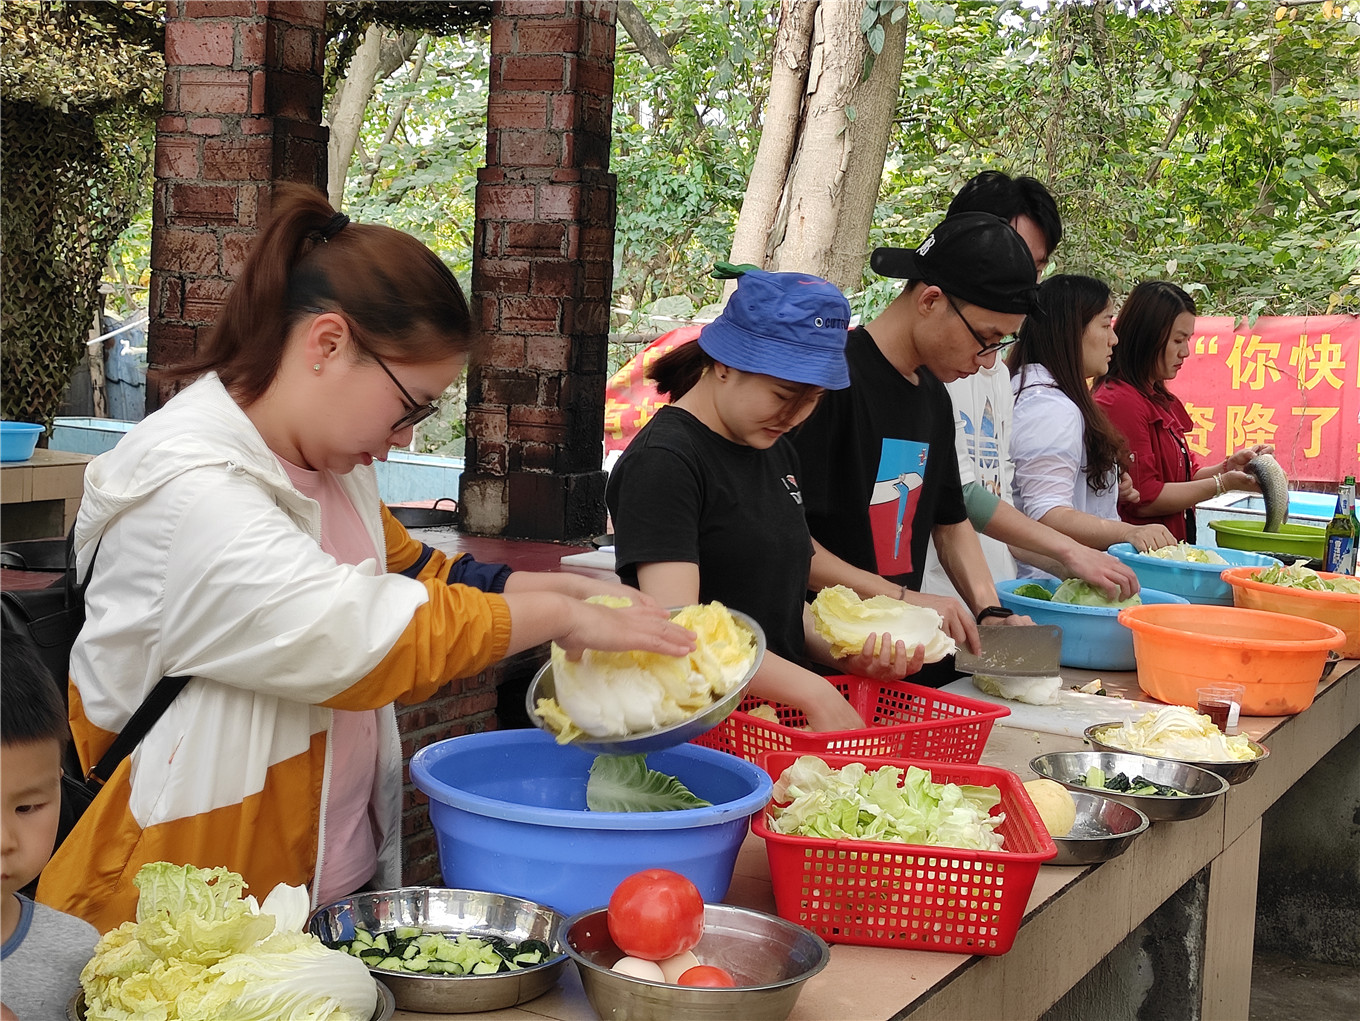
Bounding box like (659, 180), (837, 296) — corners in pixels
(0, 1), (161, 429)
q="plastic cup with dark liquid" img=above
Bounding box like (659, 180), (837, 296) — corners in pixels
(1196, 684), (1245, 735)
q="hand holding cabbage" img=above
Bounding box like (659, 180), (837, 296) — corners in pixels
(810, 586), (957, 663)
(80, 862), (376, 1021)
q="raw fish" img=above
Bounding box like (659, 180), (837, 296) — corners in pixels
(1246, 453), (1288, 532)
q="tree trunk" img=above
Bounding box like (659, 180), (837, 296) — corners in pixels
(726, 0), (818, 283)
(326, 28), (420, 207)
(727, 2), (908, 296)
(770, 3), (907, 292)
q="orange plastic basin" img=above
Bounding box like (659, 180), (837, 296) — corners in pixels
(1220, 566), (1360, 659)
(1118, 604), (1346, 716)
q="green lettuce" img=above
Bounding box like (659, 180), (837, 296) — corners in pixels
(1011, 583), (1054, 601)
(767, 755), (1005, 850)
(81, 863), (376, 1021)
(1052, 578), (1143, 607)
(1257, 563), (1360, 593)
(586, 754), (712, 812)
(1143, 543), (1228, 564)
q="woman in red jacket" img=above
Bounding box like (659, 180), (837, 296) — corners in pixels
(1093, 281), (1269, 542)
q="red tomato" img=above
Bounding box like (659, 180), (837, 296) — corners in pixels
(607, 869), (705, 961)
(677, 965), (736, 987)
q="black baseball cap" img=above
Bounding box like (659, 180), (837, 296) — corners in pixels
(870, 211), (1041, 315)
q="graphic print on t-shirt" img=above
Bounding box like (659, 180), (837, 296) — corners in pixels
(960, 396), (1002, 497)
(868, 439), (929, 575)
(781, 473), (803, 506)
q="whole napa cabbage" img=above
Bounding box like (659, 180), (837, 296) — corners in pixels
(539, 599), (759, 741)
(1051, 579), (1143, 608)
(810, 585), (957, 662)
(81, 863), (376, 1021)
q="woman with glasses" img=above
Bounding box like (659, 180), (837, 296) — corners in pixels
(39, 185), (695, 931)
(1092, 281), (1269, 543)
(1005, 275), (1177, 574)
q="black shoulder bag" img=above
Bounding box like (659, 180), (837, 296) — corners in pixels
(1, 531), (189, 849)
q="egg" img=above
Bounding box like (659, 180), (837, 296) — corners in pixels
(657, 949), (701, 983)
(612, 956), (667, 981)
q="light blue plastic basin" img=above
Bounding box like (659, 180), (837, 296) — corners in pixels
(409, 729), (772, 916)
(997, 578), (1189, 671)
(0, 422), (43, 462)
(1108, 543), (1280, 606)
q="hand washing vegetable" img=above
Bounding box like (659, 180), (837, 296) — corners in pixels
(536, 599), (758, 741)
(1255, 563), (1360, 594)
(1052, 579), (1143, 607)
(1076, 765), (1188, 798)
(1142, 543), (1228, 564)
(81, 862), (376, 1021)
(972, 673), (1063, 705)
(1011, 583), (1054, 601)
(330, 927), (554, 975)
(810, 585), (957, 662)
(586, 753), (711, 812)
(1094, 706), (1257, 762)
(607, 869), (705, 962)
(1022, 778), (1076, 837)
(769, 755), (1005, 850)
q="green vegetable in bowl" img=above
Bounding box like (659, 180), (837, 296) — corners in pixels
(586, 753), (711, 812)
(332, 927), (556, 975)
(1077, 766), (1188, 798)
(1011, 583), (1054, 601)
(1141, 543), (1228, 564)
(1051, 579), (1143, 607)
(1256, 563), (1360, 593)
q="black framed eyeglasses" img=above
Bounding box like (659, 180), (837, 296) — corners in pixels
(946, 294), (1016, 356)
(303, 306), (440, 432)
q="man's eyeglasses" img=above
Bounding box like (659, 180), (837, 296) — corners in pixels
(946, 295), (1016, 356)
(303, 306), (440, 432)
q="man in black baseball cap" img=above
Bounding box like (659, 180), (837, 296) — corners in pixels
(791, 212), (1042, 668)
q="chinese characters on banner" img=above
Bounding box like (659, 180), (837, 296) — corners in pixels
(1172, 316), (1359, 483)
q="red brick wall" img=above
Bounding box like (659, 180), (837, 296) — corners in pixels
(148, 0), (327, 410)
(462, 0), (619, 541)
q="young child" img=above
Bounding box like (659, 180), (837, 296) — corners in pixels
(1, 627), (100, 1018)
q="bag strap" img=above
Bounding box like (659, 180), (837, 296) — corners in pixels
(87, 674), (192, 789)
(72, 530), (192, 792)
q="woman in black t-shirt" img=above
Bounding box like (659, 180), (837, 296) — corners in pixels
(606, 270), (930, 731)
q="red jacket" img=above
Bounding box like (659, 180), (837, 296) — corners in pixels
(1093, 378), (1201, 542)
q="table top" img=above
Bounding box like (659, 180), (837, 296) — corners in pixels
(388, 658), (1359, 1021)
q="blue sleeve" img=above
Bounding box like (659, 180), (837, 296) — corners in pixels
(444, 553), (513, 593)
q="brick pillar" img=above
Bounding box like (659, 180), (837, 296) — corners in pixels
(461, 0), (618, 541)
(147, 0), (327, 411)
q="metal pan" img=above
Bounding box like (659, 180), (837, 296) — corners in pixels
(389, 497), (458, 529)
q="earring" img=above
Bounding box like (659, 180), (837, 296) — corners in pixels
(313, 363), (321, 372)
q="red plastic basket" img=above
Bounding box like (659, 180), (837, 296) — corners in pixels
(753, 751), (1056, 954)
(691, 677), (1009, 764)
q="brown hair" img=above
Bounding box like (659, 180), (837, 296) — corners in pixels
(169, 184), (476, 404)
(647, 339), (824, 428)
(1007, 274), (1127, 491)
(1100, 280), (1196, 399)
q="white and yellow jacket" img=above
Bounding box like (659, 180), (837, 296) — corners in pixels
(38, 374), (511, 932)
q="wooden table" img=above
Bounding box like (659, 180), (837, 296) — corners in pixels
(0, 447), (91, 540)
(390, 658), (1359, 1021)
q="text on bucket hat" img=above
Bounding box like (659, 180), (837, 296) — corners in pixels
(869, 211), (1040, 315)
(697, 270), (852, 389)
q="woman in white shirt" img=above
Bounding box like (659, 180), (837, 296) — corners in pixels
(1006, 275), (1174, 576)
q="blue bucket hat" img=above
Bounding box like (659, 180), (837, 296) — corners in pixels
(697, 270), (852, 389)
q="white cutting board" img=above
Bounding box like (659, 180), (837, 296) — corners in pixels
(941, 677), (1166, 739)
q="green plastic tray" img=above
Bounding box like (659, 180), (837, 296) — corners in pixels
(1207, 519), (1326, 558)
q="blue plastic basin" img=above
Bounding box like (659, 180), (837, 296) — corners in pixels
(997, 578), (1188, 671)
(409, 729), (772, 916)
(0, 422), (43, 462)
(1108, 543), (1279, 606)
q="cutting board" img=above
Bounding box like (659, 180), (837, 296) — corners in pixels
(941, 677), (1166, 739)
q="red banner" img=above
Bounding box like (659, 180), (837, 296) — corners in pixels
(1174, 315), (1359, 484)
(603, 325), (701, 456)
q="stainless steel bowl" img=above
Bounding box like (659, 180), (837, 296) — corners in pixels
(308, 888), (567, 1014)
(561, 902), (829, 1021)
(1031, 749), (1230, 822)
(1083, 723), (1269, 786)
(1048, 790), (1149, 865)
(525, 607), (767, 755)
(70, 980), (395, 1020)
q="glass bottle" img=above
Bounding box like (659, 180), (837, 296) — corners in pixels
(1323, 475), (1358, 575)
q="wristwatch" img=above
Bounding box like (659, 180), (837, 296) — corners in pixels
(975, 605), (1014, 624)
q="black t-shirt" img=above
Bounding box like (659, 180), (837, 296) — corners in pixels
(605, 405), (814, 664)
(791, 326), (967, 592)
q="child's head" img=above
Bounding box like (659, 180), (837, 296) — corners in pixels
(2, 628), (68, 899)
(170, 184), (476, 472)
